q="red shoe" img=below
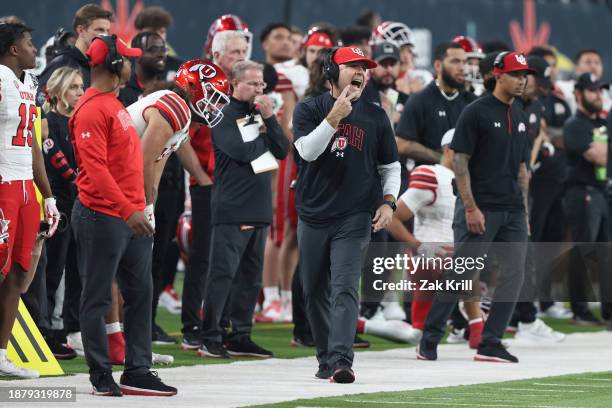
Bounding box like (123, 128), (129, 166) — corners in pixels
(107, 332), (125, 365)
(468, 318), (484, 350)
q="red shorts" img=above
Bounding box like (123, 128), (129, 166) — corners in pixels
(271, 156), (298, 247)
(0, 180), (40, 276)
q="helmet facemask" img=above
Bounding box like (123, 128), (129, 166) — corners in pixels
(191, 81), (230, 128)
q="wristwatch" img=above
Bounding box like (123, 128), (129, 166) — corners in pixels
(383, 198), (397, 212)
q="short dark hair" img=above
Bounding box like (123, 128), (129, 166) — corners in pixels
(528, 45), (555, 60)
(134, 6), (173, 30)
(73, 4), (113, 32)
(340, 25), (371, 46)
(260, 23), (291, 44)
(574, 48), (601, 64)
(131, 31), (164, 50)
(355, 10), (378, 29)
(0, 22), (33, 57)
(433, 42), (463, 62)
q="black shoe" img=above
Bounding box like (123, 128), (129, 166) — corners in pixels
(45, 336), (77, 360)
(90, 371), (122, 397)
(152, 324), (177, 345)
(330, 360), (355, 384)
(119, 370), (177, 396)
(226, 336), (273, 358)
(315, 363), (332, 379)
(353, 334), (370, 348)
(475, 342), (518, 363)
(416, 339), (438, 361)
(572, 311), (603, 326)
(197, 342), (230, 358)
(290, 335), (314, 347)
(181, 329), (202, 350)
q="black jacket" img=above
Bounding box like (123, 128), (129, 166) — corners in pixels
(37, 46), (90, 106)
(211, 97), (289, 225)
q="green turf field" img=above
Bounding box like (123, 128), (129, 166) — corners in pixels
(251, 371), (612, 408)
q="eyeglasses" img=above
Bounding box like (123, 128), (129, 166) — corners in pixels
(244, 81), (267, 88)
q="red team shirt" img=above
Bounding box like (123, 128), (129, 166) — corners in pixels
(70, 88), (146, 220)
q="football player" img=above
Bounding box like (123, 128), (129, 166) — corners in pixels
(452, 35), (485, 95)
(0, 22), (59, 379)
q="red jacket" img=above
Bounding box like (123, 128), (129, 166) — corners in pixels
(70, 88), (145, 220)
(189, 122), (215, 185)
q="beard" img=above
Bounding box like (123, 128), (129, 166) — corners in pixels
(373, 74), (394, 90)
(441, 66), (463, 90)
(582, 97), (602, 115)
(141, 59), (166, 77)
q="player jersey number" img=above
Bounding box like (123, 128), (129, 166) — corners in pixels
(11, 103), (37, 147)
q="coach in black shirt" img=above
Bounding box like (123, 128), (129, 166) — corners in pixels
(396, 42), (476, 166)
(293, 47), (400, 383)
(418, 52), (532, 364)
(200, 60), (288, 359)
(563, 73), (612, 323)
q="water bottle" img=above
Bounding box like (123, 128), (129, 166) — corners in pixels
(593, 126), (608, 182)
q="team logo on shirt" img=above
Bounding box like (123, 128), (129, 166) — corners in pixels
(331, 136), (348, 158)
(438, 111), (446, 117)
(529, 113), (537, 124)
(518, 122), (526, 132)
(494, 122), (501, 128)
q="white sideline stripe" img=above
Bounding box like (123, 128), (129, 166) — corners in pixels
(344, 401), (583, 408)
(577, 378), (612, 382)
(497, 388), (587, 393)
(1, 331), (612, 408)
(532, 382), (610, 388)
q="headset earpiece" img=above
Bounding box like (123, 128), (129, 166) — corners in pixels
(494, 51), (509, 70)
(98, 34), (123, 75)
(323, 47), (340, 83)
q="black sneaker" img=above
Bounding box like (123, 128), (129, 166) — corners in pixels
(45, 336), (77, 360)
(197, 342), (230, 358)
(290, 335), (314, 347)
(119, 370), (177, 396)
(181, 329), (202, 350)
(353, 334), (370, 348)
(315, 363), (332, 379)
(475, 342), (518, 363)
(226, 336), (273, 358)
(90, 371), (122, 397)
(572, 311), (603, 326)
(416, 340), (438, 361)
(152, 324), (177, 345)
(330, 360), (355, 384)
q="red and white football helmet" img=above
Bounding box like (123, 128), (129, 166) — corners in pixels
(371, 21), (414, 48)
(452, 35), (485, 59)
(176, 210), (192, 263)
(205, 14), (253, 59)
(175, 59), (230, 128)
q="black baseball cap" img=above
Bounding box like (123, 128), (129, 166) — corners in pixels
(372, 41), (400, 63)
(526, 55), (551, 87)
(575, 72), (609, 91)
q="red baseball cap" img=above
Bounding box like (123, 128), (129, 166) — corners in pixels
(493, 51), (535, 75)
(333, 47), (377, 69)
(86, 35), (142, 66)
(304, 32), (333, 48)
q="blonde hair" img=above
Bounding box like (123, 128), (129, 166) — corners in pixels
(43, 67), (82, 114)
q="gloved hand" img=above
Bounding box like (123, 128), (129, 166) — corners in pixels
(144, 204), (155, 231)
(43, 197), (60, 238)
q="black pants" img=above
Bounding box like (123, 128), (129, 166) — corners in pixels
(360, 229), (391, 318)
(423, 199), (528, 346)
(564, 186), (612, 319)
(291, 263), (312, 340)
(298, 212), (371, 368)
(182, 185), (213, 333)
(151, 181), (183, 325)
(201, 224), (266, 343)
(72, 201), (152, 374)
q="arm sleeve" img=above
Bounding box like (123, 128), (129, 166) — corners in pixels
(293, 102), (336, 162)
(262, 115), (289, 160)
(42, 123), (77, 182)
(396, 94), (422, 141)
(211, 117), (269, 163)
(404, 165), (438, 209)
(450, 107), (479, 156)
(399, 187), (436, 214)
(377, 162), (401, 199)
(72, 110), (138, 219)
(563, 120), (591, 155)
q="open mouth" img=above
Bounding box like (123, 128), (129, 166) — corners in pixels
(350, 78), (363, 87)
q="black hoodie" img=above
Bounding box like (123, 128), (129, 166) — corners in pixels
(36, 46), (90, 106)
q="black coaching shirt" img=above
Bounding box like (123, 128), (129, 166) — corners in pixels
(563, 110), (609, 189)
(397, 80), (477, 165)
(451, 94), (531, 211)
(293, 92), (399, 226)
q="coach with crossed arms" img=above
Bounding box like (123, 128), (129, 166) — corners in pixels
(293, 47), (400, 383)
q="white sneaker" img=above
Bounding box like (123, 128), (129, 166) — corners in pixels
(66, 331), (85, 357)
(152, 352), (174, 365)
(446, 328), (467, 344)
(515, 319), (566, 343)
(538, 303), (572, 319)
(382, 302), (407, 321)
(0, 354), (39, 378)
(363, 319), (422, 343)
(261, 299), (282, 322)
(158, 287), (181, 315)
(278, 300), (293, 323)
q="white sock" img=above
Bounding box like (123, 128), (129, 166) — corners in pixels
(105, 322), (121, 335)
(280, 290), (292, 303)
(0, 348), (5, 358)
(263, 287), (280, 304)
